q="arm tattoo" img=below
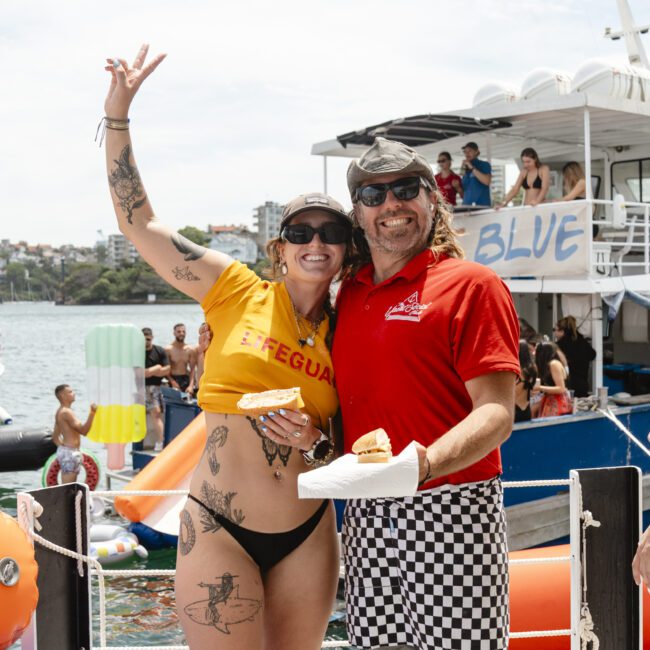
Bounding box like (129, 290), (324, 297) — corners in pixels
(246, 416), (292, 467)
(205, 425), (228, 476)
(172, 265), (201, 281)
(184, 572), (262, 633)
(171, 233), (207, 261)
(108, 145), (147, 224)
(179, 509), (196, 556)
(198, 480), (244, 533)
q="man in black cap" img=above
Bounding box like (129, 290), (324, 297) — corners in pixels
(460, 141), (492, 207)
(333, 137), (519, 649)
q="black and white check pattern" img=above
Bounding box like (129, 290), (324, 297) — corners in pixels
(342, 477), (509, 650)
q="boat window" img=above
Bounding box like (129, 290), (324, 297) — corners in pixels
(611, 158), (650, 203)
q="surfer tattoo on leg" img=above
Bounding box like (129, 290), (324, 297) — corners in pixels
(198, 481), (244, 534)
(108, 145), (146, 224)
(205, 425), (228, 476)
(246, 416), (291, 467)
(184, 572), (262, 634)
(179, 509), (196, 556)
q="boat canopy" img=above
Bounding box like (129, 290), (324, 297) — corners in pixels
(312, 93), (650, 165)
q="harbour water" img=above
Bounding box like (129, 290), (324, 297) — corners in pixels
(0, 301), (346, 647)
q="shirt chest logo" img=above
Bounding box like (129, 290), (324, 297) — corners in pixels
(384, 291), (431, 322)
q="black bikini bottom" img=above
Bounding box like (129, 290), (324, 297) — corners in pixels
(187, 494), (328, 572)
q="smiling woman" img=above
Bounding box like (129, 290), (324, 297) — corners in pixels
(100, 43), (354, 650)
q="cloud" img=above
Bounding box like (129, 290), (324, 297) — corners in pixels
(0, 0), (648, 245)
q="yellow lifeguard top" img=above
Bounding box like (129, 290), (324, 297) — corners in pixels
(197, 261), (338, 430)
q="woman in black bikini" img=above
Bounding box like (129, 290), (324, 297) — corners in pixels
(102, 45), (354, 649)
(498, 147), (551, 208)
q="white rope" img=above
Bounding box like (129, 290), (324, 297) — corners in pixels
(510, 629), (572, 638)
(96, 642), (354, 650)
(18, 500), (109, 648)
(94, 489), (189, 497)
(579, 507), (601, 650)
(94, 479), (572, 498)
(598, 407), (650, 458)
(94, 569), (176, 577)
(502, 479), (571, 488)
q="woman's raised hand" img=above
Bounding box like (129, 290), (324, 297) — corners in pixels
(103, 44), (166, 120)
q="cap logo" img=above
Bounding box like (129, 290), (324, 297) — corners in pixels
(304, 195), (330, 206)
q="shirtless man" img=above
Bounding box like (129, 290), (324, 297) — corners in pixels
(166, 323), (197, 394)
(53, 384), (97, 484)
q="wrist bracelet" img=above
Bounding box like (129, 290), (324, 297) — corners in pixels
(95, 116), (130, 148)
(105, 117), (130, 130)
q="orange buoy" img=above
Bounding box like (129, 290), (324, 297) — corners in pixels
(0, 512), (38, 650)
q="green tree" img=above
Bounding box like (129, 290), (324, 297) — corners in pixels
(88, 278), (113, 303)
(178, 226), (210, 247)
(95, 244), (108, 265)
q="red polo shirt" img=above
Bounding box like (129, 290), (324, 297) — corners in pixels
(333, 249), (520, 489)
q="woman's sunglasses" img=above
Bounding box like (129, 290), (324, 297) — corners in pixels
(280, 222), (351, 245)
(355, 176), (429, 207)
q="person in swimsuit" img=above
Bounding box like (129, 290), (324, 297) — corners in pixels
(497, 147), (550, 208)
(557, 161), (587, 201)
(166, 323), (197, 394)
(101, 45), (354, 649)
(52, 384), (97, 483)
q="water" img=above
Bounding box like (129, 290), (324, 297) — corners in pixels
(0, 302), (348, 648)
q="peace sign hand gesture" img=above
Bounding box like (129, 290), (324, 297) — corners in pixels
(103, 44), (166, 120)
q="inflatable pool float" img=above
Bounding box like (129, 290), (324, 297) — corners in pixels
(0, 512), (38, 650)
(0, 427), (55, 472)
(89, 524), (148, 565)
(41, 449), (101, 491)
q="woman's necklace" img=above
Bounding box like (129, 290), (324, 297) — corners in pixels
(290, 299), (325, 348)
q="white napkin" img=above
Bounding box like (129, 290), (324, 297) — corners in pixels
(298, 441), (419, 499)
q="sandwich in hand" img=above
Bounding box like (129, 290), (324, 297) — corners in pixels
(237, 387), (304, 416)
(351, 428), (392, 463)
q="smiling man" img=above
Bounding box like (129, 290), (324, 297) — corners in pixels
(333, 137), (520, 650)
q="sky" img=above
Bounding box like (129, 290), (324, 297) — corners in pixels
(1, 0), (649, 247)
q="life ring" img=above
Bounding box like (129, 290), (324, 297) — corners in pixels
(0, 512), (38, 650)
(41, 450), (101, 491)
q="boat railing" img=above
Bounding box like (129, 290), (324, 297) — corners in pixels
(591, 198), (650, 276)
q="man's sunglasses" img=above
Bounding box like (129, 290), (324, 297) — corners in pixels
(355, 176), (430, 207)
(280, 222), (351, 245)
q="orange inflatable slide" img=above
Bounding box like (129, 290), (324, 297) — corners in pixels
(115, 414), (650, 648)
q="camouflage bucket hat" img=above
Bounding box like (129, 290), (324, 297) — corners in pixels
(346, 137), (437, 199)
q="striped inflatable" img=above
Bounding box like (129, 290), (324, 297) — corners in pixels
(85, 324), (146, 444)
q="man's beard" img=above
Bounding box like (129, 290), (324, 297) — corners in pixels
(175, 335), (185, 343)
(363, 208), (431, 255)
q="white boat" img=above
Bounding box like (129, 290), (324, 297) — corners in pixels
(311, 0), (650, 547)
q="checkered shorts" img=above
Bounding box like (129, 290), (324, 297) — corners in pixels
(342, 477), (509, 650)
